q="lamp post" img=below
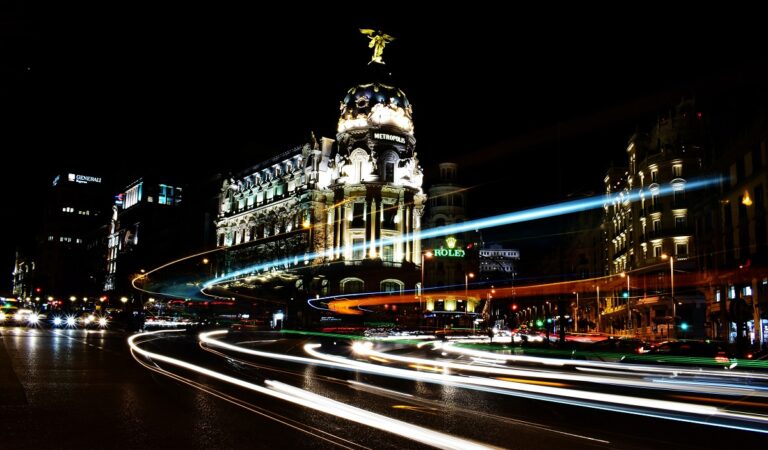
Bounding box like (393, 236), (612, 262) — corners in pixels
(465, 272), (475, 299)
(662, 253), (675, 337)
(573, 291), (579, 333)
(420, 251), (432, 312)
(595, 284), (600, 332)
(202, 257), (213, 279)
(621, 272), (631, 336)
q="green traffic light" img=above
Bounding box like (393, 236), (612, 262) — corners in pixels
(622, 292), (629, 298)
(535, 320), (543, 327)
(680, 322), (689, 331)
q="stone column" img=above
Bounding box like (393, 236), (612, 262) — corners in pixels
(369, 197), (377, 258)
(396, 202), (405, 262)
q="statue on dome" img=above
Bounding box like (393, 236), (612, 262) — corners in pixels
(360, 29), (395, 64)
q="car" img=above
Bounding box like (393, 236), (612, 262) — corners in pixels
(571, 337), (650, 362)
(511, 328), (545, 344)
(0, 307), (19, 325)
(621, 340), (734, 368)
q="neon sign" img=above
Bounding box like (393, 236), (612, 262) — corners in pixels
(433, 236), (465, 258)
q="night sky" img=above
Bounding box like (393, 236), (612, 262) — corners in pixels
(2, 5), (766, 291)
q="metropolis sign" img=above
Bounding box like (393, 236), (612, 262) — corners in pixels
(373, 132), (405, 144)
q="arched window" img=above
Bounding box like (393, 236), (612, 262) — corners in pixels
(380, 279), (403, 294)
(340, 277), (364, 294)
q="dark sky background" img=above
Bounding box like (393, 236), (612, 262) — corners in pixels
(2, 5), (767, 291)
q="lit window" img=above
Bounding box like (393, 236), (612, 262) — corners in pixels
(382, 244), (394, 261)
(352, 238), (364, 260)
(675, 216), (686, 229)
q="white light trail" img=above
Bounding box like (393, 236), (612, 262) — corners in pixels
(199, 330), (768, 434)
(130, 330), (498, 450)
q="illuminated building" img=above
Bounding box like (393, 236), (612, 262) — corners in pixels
(479, 244), (519, 285)
(702, 114), (767, 346)
(12, 172), (109, 304)
(423, 163), (480, 316)
(104, 177), (185, 303)
(601, 100), (708, 337)
(214, 74), (426, 318)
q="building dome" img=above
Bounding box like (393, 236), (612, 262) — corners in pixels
(338, 82), (414, 134)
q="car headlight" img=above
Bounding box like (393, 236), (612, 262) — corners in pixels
(53, 317), (63, 326)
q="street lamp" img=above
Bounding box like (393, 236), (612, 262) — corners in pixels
(661, 253), (676, 337)
(420, 251), (433, 312)
(573, 291), (579, 333)
(621, 272), (631, 335)
(465, 272), (475, 299)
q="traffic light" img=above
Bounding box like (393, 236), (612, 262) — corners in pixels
(680, 322), (689, 331)
(35, 287), (41, 293)
(622, 291), (629, 298)
(511, 304), (518, 311)
(535, 319), (543, 327)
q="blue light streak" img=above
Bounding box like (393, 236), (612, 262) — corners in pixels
(205, 176), (720, 289)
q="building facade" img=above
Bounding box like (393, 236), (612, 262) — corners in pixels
(424, 163), (480, 315)
(105, 177), (185, 303)
(601, 100), (709, 338)
(13, 172), (109, 306)
(702, 110), (768, 347)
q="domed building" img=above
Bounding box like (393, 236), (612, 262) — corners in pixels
(213, 62), (426, 325)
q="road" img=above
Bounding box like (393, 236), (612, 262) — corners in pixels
(2, 326), (767, 449)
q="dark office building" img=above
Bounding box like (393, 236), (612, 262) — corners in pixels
(13, 172), (110, 303)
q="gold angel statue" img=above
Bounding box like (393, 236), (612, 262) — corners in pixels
(360, 29), (395, 64)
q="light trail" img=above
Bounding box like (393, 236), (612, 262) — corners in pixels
(129, 330), (499, 450)
(302, 342), (768, 434)
(349, 341), (768, 398)
(129, 334), (365, 449)
(441, 342), (768, 383)
(197, 330), (768, 434)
